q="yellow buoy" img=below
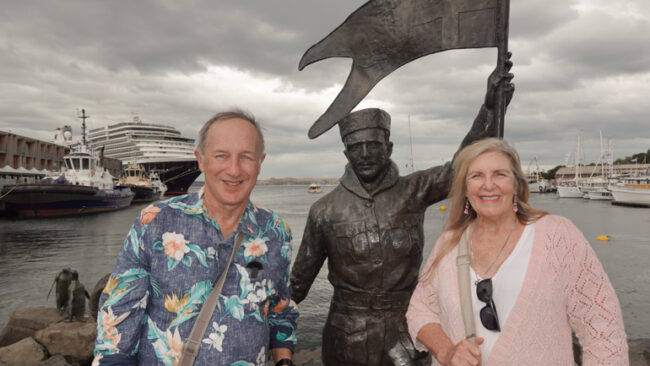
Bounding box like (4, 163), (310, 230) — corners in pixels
(596, 235), (610, 241)
(440, 205), (446, 211)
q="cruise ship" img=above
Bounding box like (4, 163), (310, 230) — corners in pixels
(87, 116), (200, 195)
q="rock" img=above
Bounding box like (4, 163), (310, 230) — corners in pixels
(37, 355), (72, 366)
(33, 318), (96, 364)
(0, 308), (65, 347)
(294, 348), (323, 366)
(628, 338), (650, 366)
(0, 337), (47, 366)
(89, 274), (111, 321)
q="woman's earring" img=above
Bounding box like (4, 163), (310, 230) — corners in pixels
(513, 195), (518, 212)
(464, 199), (470, 214)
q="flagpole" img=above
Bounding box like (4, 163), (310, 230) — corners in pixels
(496, 0), (510, 138)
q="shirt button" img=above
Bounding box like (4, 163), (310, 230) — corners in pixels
(365, 201), (373, 208)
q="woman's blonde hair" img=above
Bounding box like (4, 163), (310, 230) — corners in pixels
(420, 138), (547, 282)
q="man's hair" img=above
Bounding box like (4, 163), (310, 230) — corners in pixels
(196, 109), (265, 157)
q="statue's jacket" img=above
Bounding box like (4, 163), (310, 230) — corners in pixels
(291, 161), (453, 364)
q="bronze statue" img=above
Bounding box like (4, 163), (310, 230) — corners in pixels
(293, 0), (512, 364)
(299, 0), (510, 139)
(47, 267), (73, 316)
(291, 62), (513, 365)
(65, 270), (90, 322)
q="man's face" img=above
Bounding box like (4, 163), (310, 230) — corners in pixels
(343, 128), (393, 184)
(195, 118), (265, 212)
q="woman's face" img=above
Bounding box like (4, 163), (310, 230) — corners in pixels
(465, 151), (517, 221)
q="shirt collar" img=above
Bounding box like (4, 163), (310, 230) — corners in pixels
(197, 185), (257, 237)
(340, 160), (400, 199)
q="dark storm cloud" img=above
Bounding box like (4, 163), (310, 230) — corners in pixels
(1, 0), (649, 178)
(1, 0), (362, 77)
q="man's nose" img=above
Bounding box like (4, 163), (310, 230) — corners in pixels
(226, 157), (242, 176)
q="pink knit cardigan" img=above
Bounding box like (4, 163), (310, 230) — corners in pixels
(406, 215), (628, 365)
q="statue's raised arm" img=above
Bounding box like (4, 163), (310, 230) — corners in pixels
(458, 52), (514, 153)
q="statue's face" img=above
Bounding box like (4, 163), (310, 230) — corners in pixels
(344, 128), (393, 184)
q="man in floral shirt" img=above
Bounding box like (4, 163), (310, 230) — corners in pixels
(93, 110), (298, 366)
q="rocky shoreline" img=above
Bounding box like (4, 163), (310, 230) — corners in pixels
(0, 306), (648, 365)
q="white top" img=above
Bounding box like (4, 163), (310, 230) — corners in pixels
(469, 223), (536, 364)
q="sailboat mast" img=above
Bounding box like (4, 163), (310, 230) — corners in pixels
(408, 115), (414, 173)
(599, 130), (606, 180)
(575, 131), (582, 183)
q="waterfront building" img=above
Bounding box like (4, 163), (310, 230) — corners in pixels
(0, 130), (122, 191)
(0, 131), (68, 189)
(556, 164), (650, 182)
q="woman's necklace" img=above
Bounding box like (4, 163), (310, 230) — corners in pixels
(469, 220), (518, 278)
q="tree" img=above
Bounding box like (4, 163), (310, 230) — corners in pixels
(542, 165), (563, 180)
(613, 150), (649, 164)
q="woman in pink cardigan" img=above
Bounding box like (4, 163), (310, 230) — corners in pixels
(406, 138), (628, 366)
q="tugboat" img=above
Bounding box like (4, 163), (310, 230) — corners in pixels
(118, 163), (166, 203)
(1, 110), (135, 218)
(150, 171), (167, 199)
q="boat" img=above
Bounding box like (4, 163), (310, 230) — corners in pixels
(587, 188), (613, 200)
(1, 110), (134, 218)
(118, 163), (166, 203)
(307, 183), (323, 193)
(526, 157), (554, 193)
(608, 172), (650, 207)
(557, 133), (585, 198)
(581, 131), (614, 200)
(150, 171), (167, 198)
(557, 181), (583, 198)
(86, 115), (200, 195)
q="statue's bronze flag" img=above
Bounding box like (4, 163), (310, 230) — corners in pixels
(300, 0), (509, 139)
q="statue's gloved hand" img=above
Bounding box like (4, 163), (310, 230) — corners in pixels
(484, 51), (514, 109)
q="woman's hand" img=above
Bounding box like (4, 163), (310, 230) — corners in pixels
(439, 337), (484, 366)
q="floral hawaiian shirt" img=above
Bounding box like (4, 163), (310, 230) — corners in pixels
(93, 188), (298, 366)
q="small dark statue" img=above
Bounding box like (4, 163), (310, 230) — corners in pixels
(47, 267), (73, 315)
(65, 270), (90, 322)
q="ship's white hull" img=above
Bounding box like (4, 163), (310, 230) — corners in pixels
(557, 185), (583, 198)
(529, 180), (554, 193)
(587, 189), (613, 201)
(609, 186), (650, 206)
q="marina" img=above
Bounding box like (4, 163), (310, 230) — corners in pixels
(0, 183), (648, 352)
(1, 110), (201, 217)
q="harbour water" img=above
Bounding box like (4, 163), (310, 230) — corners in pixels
(0, 183), (648, 351)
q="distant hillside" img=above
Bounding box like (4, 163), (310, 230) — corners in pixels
(257, 177), (339, 185)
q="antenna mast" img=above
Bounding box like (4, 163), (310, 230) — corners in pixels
(79, 109), (90, 146)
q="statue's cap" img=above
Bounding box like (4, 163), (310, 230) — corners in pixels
(338, 108), (391, 140)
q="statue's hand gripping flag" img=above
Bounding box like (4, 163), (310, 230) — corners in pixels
(300, 0), (508, 139)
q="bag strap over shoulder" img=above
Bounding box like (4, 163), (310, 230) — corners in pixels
(178, 232), (246, 366)
(456, 229), (477, 345)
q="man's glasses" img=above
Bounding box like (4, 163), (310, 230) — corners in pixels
(476, 278), (501, 332)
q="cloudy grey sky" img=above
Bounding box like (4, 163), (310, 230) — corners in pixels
(2, 0), (649, 179)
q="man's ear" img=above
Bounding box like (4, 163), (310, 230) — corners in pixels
(387, 141), (393, 157)
(343, 147), (350, 161)
(194, 150), (204, 172)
